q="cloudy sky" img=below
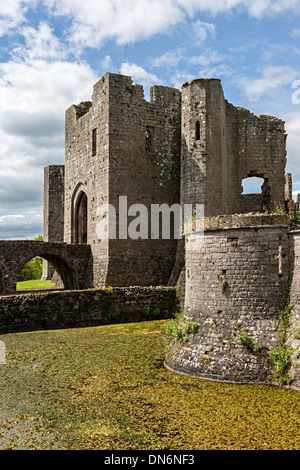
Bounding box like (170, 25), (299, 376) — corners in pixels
(0, 0), (300, 239)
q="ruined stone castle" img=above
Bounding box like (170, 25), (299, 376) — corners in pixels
(1, 72), (300, 389)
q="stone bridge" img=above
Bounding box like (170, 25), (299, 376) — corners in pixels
(0, 241), (92, 295)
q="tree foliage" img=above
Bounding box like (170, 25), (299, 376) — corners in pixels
(17, 236), (43, 282)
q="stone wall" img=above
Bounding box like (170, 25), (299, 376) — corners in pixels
(165, 214), (300, 388)
(290, 230), (300, 389)
(225, 106), (286, 215)
(61, 75), (287, 291)
(0, 286), (178, 334)
(180, 79), (286, 217)
(42, 165), (65, 280)
(0, 241), (92, 295)
(239, 193), (263, 213)
(181, 78), (225, 216)
(107, 74), (182, 287)
(64, 73), (182, 289)
(64, 76), (110, 288)
(43, 165), (65, 243)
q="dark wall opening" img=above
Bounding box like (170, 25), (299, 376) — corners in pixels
(75, 192), (88, 244)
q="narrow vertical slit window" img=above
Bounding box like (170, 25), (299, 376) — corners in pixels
(92, 129), (97, 156)
(145, 128), (152, 153)
(195, 121), (200, 141)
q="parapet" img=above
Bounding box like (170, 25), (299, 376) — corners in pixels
(184, 214), (291, 238)
(202, 213), (291, 231)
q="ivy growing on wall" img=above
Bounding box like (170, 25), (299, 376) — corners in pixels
(238, 272), (298, 386)
(268, 272), (296, 386)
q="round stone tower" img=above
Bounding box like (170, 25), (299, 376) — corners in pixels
(165, 214), (296, 385)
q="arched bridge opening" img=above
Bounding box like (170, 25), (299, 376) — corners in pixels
(16, 255), (72, 292)
(0, 241), (92, 296)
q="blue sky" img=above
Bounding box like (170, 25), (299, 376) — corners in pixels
(0, 0), (300, 239)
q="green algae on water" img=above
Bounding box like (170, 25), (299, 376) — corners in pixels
(0, 320), (300, 450)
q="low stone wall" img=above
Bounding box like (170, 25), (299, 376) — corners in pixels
(0, 286), (178, 334)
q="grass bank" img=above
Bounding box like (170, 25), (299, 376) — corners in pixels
(16, 280), (56, 290)
(0, 320), (300, 450)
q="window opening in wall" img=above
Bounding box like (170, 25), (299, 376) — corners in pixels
(240, 176), (270, 213)
(145, 128), (152, 153)
(242, 177), (264, 194)
(195, 121), (200, 141)
(92, 128), (97, 156)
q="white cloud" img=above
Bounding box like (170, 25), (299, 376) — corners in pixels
(18, 22), (67, 60)
(186, 49), (234, 79)
(0, 0), (33, 36)
(152, 49), (186, 69)
(170, 71), (197, 90)
(101, 55), (114, 71)
(39, 0), (300, 51)
(198, 63), (234, 79)
(188, 49), (230, 67)
(239, 66), (299, 102)
(0, 212), (43, 240)
(191, 20), (216, 44)
(119, 62), (161, 87)
(44, 0), (184, 50)
(0, 1), (299, 50)
(293, 190), (300, 199)
(176, 0), (300, 17)
(152, 48), (232, 82)
(0, 53), (98, 233)
(0, 57), (97, 113)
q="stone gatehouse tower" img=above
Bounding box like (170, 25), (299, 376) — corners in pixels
(43, 72), (288, 291)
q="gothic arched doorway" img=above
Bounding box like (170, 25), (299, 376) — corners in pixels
(76, 192), (88, 244)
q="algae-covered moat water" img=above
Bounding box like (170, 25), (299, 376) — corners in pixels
(0, 319), (299, 450)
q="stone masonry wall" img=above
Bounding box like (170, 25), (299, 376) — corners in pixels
(239, 193), (263, 213)
(180, 79), (286, 217)
(225, 105), (287, 215)
(64, 75), (110, 288)
(107, 74), (182, 287)
(289, 230), (300, 389)
(165, 214), (296, 386)
(42, 165), (65, 280)
(43, 165), (65, 242)
(0, 241), (92, 295)
(181, 79), (225, 217)
(64, 73), (182, 289)
(0, 286), (178, 334)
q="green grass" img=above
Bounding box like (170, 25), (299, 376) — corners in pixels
(0, 320), (300, 450)
(16, 280), (56, 291)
